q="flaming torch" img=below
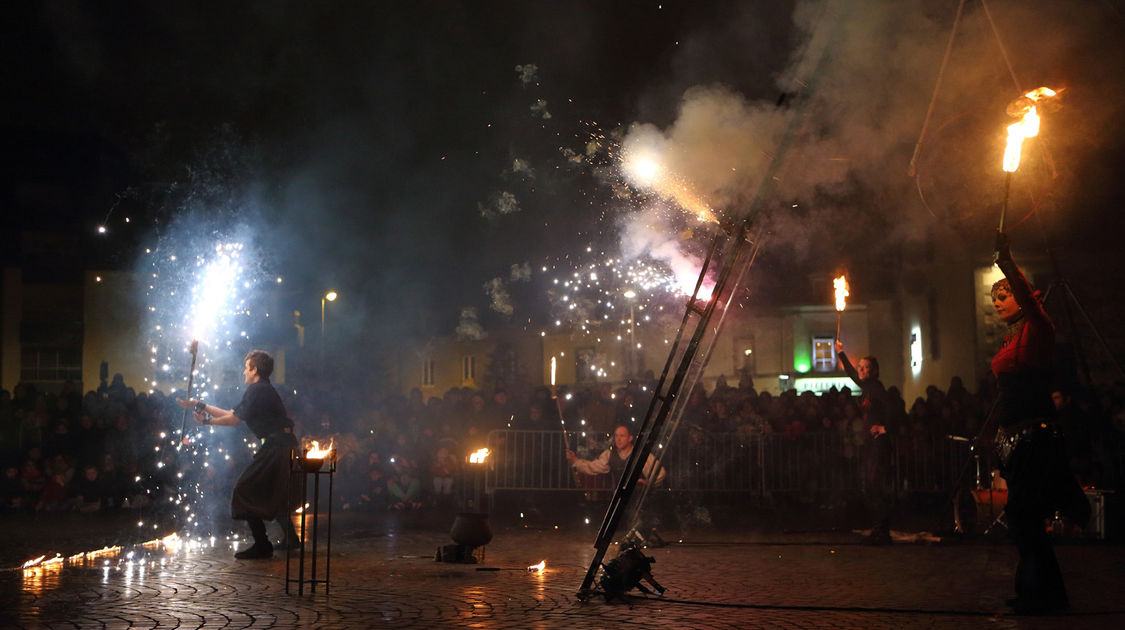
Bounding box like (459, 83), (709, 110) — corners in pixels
(833, 274), (849, 342)
(550, 356), (569, 446)
(178, 340), (200, 448)
(999, 87), (1058, 231)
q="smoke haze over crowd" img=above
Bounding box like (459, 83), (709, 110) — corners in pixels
(6, 0), (1125, 352)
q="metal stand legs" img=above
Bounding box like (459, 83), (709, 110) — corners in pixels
(285, 455), (335, 595)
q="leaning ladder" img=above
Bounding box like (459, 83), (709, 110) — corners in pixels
(575, 2), (843, 598)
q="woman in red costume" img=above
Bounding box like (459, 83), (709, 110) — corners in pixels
(991, 232), (1087, 615)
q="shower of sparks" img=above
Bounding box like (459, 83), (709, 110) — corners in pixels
(538, 248), (714, 381)
(544, 252), (712, 331)
(621, 148), (718, 224)
(139, 228), (276, 536)
(145, 238), (267, 401)
(189, 243), (246, 342)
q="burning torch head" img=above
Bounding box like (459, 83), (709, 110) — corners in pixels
(1006, 86), (1062, 117)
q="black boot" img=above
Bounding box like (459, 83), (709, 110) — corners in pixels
(235, 517), (274, 559)
(276, 516), (301, 550)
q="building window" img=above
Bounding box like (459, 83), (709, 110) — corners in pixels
(20, 347), (82, 387)
(422, 358), (435, 386)
(812, 336), (835, 372)
(462, 355), (476, 383)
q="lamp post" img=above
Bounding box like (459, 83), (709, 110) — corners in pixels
(320, 291), (337, 347)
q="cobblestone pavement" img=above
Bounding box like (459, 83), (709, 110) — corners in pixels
(3, 512), (1125, 629)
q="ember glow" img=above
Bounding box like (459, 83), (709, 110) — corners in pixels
(1002, 86), (1057, 173)
(469, 448), (491, 464)
(527, 560), (547, 572)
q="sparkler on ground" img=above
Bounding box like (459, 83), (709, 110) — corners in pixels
(833, 274), (849, 342)
(999, 87), (1058, 231)
(178, 340), (200, 448)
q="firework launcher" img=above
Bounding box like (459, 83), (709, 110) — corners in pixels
(287, 439), (336, 595)
(178, 340), (200, 448)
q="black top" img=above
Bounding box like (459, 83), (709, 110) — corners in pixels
(234, 379), (293, 440)
(839, 351), (889, 430)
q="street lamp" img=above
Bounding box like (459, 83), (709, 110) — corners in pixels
(321, 290), (337, 346)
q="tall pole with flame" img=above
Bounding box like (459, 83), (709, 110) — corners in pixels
(999, 87), (1057, 231)
(833, 275), (849, 342)
(178, 340), (199, 448)
(550, 356), (568, 446)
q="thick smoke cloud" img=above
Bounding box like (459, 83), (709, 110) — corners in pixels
(622, 0), (1125, 262)
(24, 0), (1125, 345)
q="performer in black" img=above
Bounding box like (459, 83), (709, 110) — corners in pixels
(990, 232), (1088, 614)
(835, 340), (892, 544)
(178, 350), (300, 559)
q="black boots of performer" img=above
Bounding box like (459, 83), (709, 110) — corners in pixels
(276, 515), (301, 550)
(235, 516), (300, 559)
(236, 517), (274, 559)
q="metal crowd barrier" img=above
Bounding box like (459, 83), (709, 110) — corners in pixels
(484, 430), (990, 498)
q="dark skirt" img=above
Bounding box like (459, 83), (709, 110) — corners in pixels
(231, 431), (299, 521)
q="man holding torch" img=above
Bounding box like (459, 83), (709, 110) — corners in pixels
(177, 350), (300, 559)
(835, 339), (892, 544)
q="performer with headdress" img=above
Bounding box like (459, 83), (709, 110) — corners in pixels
(178, 349), (300, 559)
(990, 232), (1088, 614)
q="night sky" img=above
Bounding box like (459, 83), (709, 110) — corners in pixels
(5, 1), (1125, 354)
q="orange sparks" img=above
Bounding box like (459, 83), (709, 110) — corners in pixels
(622, 153), (718, 224)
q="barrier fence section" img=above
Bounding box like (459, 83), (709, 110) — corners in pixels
(485, 430), (990, 498)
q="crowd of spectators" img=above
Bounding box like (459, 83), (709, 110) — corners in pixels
(2, 370), (1123, 524)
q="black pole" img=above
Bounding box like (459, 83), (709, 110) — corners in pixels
(178, 340), (199, 448)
